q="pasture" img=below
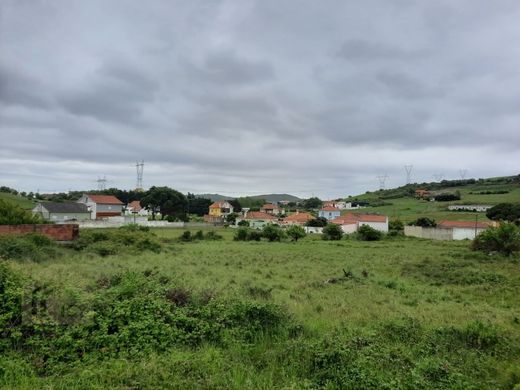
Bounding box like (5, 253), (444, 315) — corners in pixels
(1, 227), (519, 389)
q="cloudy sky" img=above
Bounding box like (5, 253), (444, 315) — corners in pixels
(1, 1), (519, 198)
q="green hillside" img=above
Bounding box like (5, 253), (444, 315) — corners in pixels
(346, 175), (520, 223)
(0, 192), (35, 209)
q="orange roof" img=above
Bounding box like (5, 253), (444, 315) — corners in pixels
(331, 213), (387, 224)
(128, 200), (142, 211)
(244, 211), (277, 220)
(88, 195), (123, 205)
(209, 201), (229, 208)
(320, 206), (340, 211)
(261, 203), (278, 209)
(438, 220), (490, 229)
(284, 212), (314, 222)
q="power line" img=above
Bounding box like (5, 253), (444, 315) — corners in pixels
(376, 174), (389, 190)
(96, 175), (107, 191)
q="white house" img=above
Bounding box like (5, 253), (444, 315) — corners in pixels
(318, 206), (341, 220)
(32, 202), (91, 222)
(331, 213), (389, 233)
(77, 194), (124, 219)
(447, 205), (493, 212)
(125, 200), (149, 216)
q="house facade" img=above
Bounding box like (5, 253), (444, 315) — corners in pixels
(208, 201), (234, 217)
(318, 206), (341, 220)
(437, 220), (491, 240)
(260, 203), (283, 215)
(331, 213), (389, 233)
(125, 200), (149, 216)
(77, 194), (124, 219)
(235, 211), (277, 229)
(282, 212), (314, 226)
(32, 202), (90, 222)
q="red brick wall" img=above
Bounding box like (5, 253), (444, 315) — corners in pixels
(0, 224), (79, 241)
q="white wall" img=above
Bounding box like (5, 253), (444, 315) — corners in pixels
(452, 227), (487, 240)
(359, 221), (388, 233)
(340, 224), (357, 234)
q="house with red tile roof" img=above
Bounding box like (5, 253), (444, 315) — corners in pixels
(282, 212), (314, 226)
(318, 206), (341, 220)
(77, 194), (124, 219)
(260, 203), (283, 215)
(331, 213), (389, 233)
(235, 211), (277, 229)
(125, 200), (149, 216)
(437, 220), (492, 240)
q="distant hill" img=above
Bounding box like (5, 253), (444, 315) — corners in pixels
(196, 193), (302, 203)
(345, 174), (520, 223)
(0, 192), (36, 209)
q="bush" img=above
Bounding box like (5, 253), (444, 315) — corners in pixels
(0, 235), (57, 262)
(205, 231), (223, 240)
(322, 224), (343, 241)
(409, 217), (437, 227)
(306, 217), (327, 227)
(486, 203), (520, 224)
(0, 199), (43, 225)
(194, 230), (205, 240)
(472, 223), (520, 256)
(286, 225), (306, 242)
(179, 231), (193, 242)
(356, 225), (383, 241)
(262, 224), (286, 242)
(237, 220), (250, 227)
(247, 230), (263, 241)
(389, 219), (404, 232)
(234, 227), (250, 241)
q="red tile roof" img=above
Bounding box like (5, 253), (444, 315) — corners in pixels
(244, 211), (277, 220)
(283, 212), (314, 223)
(88, 195), (123, 205)
(320, 206), (340, 211)
(438, 220), (490, 229)
(210, 201), (229, 208)
(261, 203), (278, 209)
(128, 200), (142, 211)
(331, 213), (387, 224)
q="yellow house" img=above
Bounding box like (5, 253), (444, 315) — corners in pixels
(208, 201), (233, 217)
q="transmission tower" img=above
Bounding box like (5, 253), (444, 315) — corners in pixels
(96, 176), (107, 191)
(377, 174), (389, 190)
(433, 173), (443, 182)
(459, 169), (468, 180)
(404, 165), (413, 184)
(136, 160), (144, 191)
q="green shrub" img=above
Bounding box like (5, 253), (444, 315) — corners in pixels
(179, 231), (193, 242)
(194, 230), (204, 240)
(286, 225), (306, 242)
(247, 230), (263, 241)
(204, 231), (223, 241)
(356, 225), (383, 241)
(234, 227), (249, 241)
(262, 224), (285, 242)
(322, 224), (343, 241)
(409, 217), (437, 227)
(237, 220), (250, 227)
(0, 199), (43, 225)
(0, 235), (57, 262)
(0, 263), (23, 345)
(472, 223), (520, 256)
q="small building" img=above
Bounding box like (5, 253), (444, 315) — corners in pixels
(324, 200), (349, 210)
(260, 203), (283, 215)
(318, 206), (341, 221)
(415, 189), (430, 199)
(32, 202), (90, 222)
(208, 201), (234, 217)
(235, 211), (277, 229)
(331, 213), (389, 233)
(125, 200), (149, 216)
(447, 204), (493, 212)
(282, 212), (314, 226)
(77, 194), (124, 219)
(437, 220), (491, 240)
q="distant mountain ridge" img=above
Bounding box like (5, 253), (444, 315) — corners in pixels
(196, 193), (302, 203)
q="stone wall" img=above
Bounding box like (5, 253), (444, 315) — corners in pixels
(0, 224), (79, 241)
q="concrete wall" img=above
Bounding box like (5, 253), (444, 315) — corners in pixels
(0, 224), (79, 241)
(452, 227), (487, 240)
(404, 226), (453, 240)
(359, 221), (389, 233)
(340, 224), (357, 234)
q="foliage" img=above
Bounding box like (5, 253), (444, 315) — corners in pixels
(226, 213), (238, 224)
(186, 194), (212, 216)
(0, 234), (57, 262)
(322, 224), (343, 240)
(235, 196), (265, 209)
(356, 224), (383, 241)
(388, 219), (404, 236)
(302, 197), (322, 210)
(433, 192), (461, 201)
(71, 228), (162, 255)
(141, 186), (187, 221)
(262, 224), (286, 242)
(286, 225), (306, 242)
(229, 199), (242, 212)
(471, 223), (520, 256)
(0, 199), (43, 225)
(237, 219), (250, 227)
(234, 227), (263, 241)
(306, 217), (327, 227)
(486, 203), (520, 224)
(410, 217), (437, 227)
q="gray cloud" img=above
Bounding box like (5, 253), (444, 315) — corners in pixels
(1, 0), (519, 197)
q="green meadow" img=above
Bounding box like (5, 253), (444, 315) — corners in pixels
(1, 227), (519, 389)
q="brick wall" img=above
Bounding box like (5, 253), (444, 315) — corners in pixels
(0, 224), (79, 241)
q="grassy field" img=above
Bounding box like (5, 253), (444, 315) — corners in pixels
(1, 227), (519, 389)
(0, 192), (35, 210)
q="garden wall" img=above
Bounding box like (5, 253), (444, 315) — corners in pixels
(0, 224), (79, 241)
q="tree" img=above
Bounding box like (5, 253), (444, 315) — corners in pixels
(357, 225), (383, 241)
(472, 223), (520, 256)
(486, 203), (520, 225)
(0, 199), (42, 225)
(226, 213), (238, 224)
(229, 199), (242, 213)
(262, 224), (285, 242)
(140, 186), (187, 221)
(322, 224), (343, 241)
(303, 197), (322, 210)
(286, 225), (306, 242)
(186, 194), (212, 216)
(306, 217), (327, 227)
(409, 217), (437, 227)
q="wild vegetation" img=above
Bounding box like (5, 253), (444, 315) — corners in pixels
(1, 227), (519, 388)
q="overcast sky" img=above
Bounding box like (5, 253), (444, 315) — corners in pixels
(1, 1), (519, 199)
